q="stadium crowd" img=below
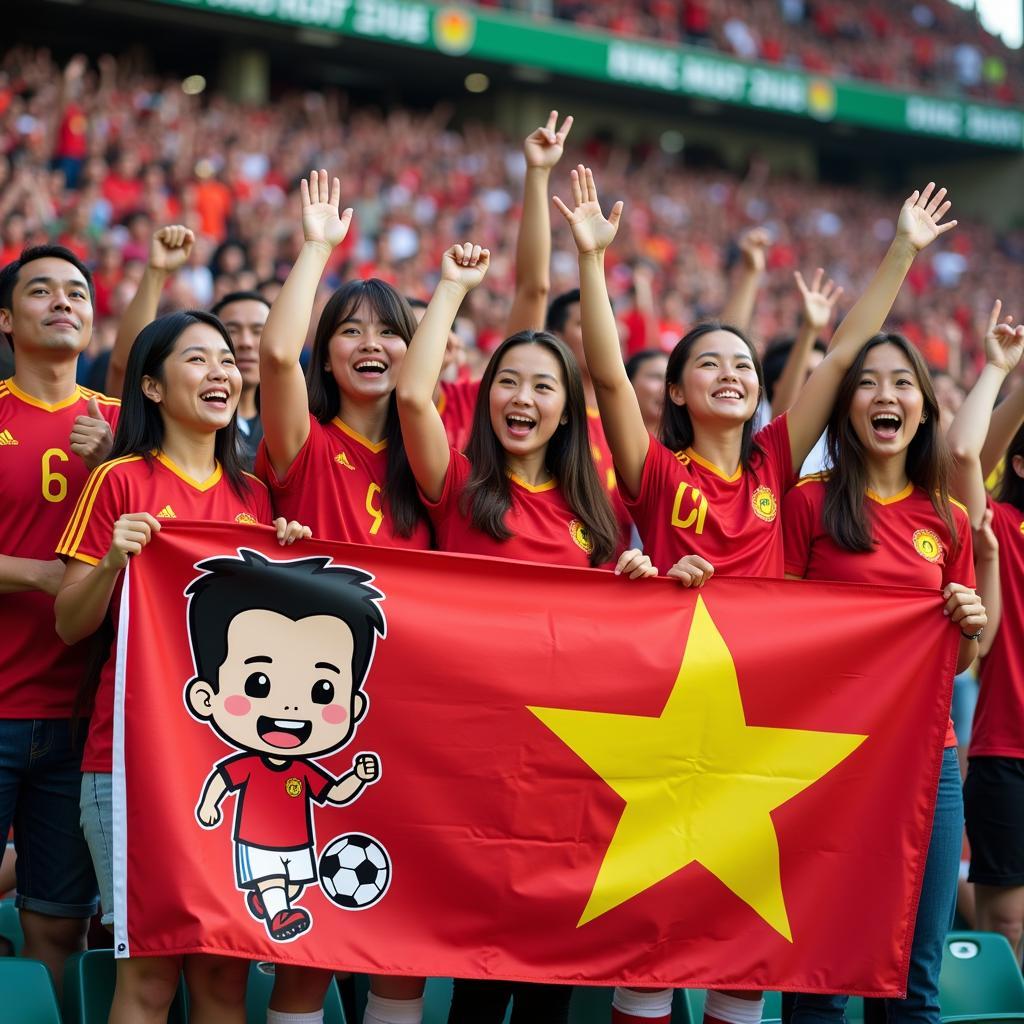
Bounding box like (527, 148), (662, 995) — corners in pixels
(475, 0), (1023, 104)
(1, 31), (1024, 1024)
(1, 46), (1021, 394)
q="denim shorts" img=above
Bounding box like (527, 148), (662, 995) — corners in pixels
(79, 772), (114, 927)
(0, 717), (99, 918)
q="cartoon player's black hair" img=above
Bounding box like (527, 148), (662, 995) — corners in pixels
(185, 549), (386, 693)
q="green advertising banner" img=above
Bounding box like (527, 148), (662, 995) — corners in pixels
(157, 0), (1024, 150)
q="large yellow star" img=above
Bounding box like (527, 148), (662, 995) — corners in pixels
(528, 596), (866, 939)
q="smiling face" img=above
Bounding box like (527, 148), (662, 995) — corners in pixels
(0, 256), (94, 355)
(669, 329), (760, 427)
(188, 608), (366, 759)
(849, 342), (925, 459)
(142, 322), (241, 433)
(217, 298), (268, 391)
(487, 341), (568, 459)
(326, 299), (408, 402)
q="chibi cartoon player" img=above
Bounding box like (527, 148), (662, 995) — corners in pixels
(184, 549), (386, 941)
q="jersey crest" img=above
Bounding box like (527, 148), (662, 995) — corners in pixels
(752, 485), (778, 523)
(912, 528), (943, 563)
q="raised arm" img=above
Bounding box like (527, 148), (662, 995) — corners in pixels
(980, 364), (1024, 481)
(771, 268), (843, 417)
(554, 166), (649, 499)
(948, 301), (1024, 525)
(506, 111), (572, 335)
(106, 225), (194, 397)
(787, 183), (956, 467)
(972, 510), (1001, 657)
(720, 227), (770, 332)
(397, 243), (490, 502)
(260, 170), (353, 478)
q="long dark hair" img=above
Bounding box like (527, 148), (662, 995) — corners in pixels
(306, 279), (427, 538)
(997, 422), (1024, 512)
(823, 333), (956, 553)
(110, 310), (250, 497)
(462, 331), (618, 566)
(661, 321), (765, 469)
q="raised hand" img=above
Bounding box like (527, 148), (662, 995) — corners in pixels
(794, 268), (844, 332)
(552, 165), (623, 256)
(982, 299), (1024, 374)
(149, 224), (195, 273)
(524, 110), (574, 171)
(69, 397), (113, 469)
(440, 241), (491, 291)
(738, 227), (771, 273)
(300, 169), (353, 249)
(896, 182), (956, 252)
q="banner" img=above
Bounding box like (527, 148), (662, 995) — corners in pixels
(114, 522), (958, 995)
(154, 0), (1024, 149)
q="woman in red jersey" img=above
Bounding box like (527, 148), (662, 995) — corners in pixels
(54, 310), (308, 1024)
(783, 333), (985, 1024)
(947, 304), (1024, 962)
(256, 171), (432, 1024)
(557, 167), (956, 1024)
(255, 170), (431, 553)
(397, 242), (655, 1024)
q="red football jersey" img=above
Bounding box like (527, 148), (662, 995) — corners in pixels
(425, 450), (612, 569)
(57, 454), (272, 772)
(254, 415), (431, 550)
(0, 378), (120, 717)
(783, 476), (974, 748)
(218, 753), (335, 850)
(973, 498), (1024, 758)
(437, 378), (479, 453)
(623, 415), (794, 576)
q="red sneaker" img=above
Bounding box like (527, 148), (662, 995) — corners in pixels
(267, 908), (311, 941)
(246, 889), (266, 921)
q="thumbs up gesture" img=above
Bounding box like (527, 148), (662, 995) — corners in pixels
(70, 396), (114, 470)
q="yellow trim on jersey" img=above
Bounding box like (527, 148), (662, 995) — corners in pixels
(78, 386), (121, 407)
(332, 418), (387, 454)
(57, 455), (143, 556)
(795, 472), (831, 488)
(68, 552), (101, 566)
(949, 495), (969, 515)
(683, 447), (742, 483)
(242, 470), (269, 492)
(866, 482), (914, 506)
(586, 407), (601, 420)
(435, 391), (447, 416)
(155, 453), (223, 492)
(4, 377), (84, 412)
(509, 473), (558, 493)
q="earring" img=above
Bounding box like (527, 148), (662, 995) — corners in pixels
(921, 412), (928, 423)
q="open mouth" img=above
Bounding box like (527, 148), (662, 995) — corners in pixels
(505, 414), (536, 438)
(354, 359), (388, 377)
(200, 388), (230, 409)
(870, 412), (902, 439)
(256, 715), (312, 750)
(711, 387), (743, 401)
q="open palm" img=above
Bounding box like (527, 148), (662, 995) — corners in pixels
(982, 299), (1024, 373)
(896, 182), (956, 252)
(553, 165), (623, 256)
(300, 169), (353, 248)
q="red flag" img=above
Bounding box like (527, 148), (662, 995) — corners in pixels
(113, 522), (958, 996)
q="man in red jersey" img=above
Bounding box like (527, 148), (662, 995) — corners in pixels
(0, 245), (118, 993)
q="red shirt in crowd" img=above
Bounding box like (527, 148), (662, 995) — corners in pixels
(973, 498), (1024, 758)
(0, 379), (120, 717)
(624, 414), (794, 577)
(255, 414), (432, 550)
(57, 454), (271, 772)
(783, 476), (975, 749)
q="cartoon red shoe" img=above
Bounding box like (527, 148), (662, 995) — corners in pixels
(267, 907), (311, 941)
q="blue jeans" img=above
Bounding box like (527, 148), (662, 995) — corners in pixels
(0, 718), (99, 918)
(792, 746), (963, 1024)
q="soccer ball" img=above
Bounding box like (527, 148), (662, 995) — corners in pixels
(318, 833), (391, 910)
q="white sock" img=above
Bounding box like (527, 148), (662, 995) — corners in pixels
(262, 887), (288, 918)
(704, 992), (764, 1024)
(364, 993), (424, 1024)
(611, 988), (673, 1016)
(267, 1011), (324, 1024)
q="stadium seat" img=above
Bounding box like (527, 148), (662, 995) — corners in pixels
(570, 985), (614, 1021)
(677, 990), (784, 1023)
(423, 976), (454, 1023)
(940, 931), (1024, 1021)
(62, 948), (189, 1024)
(0, 956), (61, 1023)
(246, 960), (346, 1024)
(0, 896), (24, 954)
